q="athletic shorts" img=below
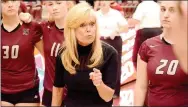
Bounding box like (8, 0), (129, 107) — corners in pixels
(1, 84), (40, 105)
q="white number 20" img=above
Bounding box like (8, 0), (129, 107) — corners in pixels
(156, 59), (179, 75)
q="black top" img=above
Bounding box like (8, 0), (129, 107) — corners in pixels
(54, 42), (118, 107)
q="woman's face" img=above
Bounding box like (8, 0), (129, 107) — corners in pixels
(45, 1), (68, 20)
(160, 1), (180, 29)
(1, 0), (20, 17)
(75, 15), (97, 46)
(100, 1), (112, 9)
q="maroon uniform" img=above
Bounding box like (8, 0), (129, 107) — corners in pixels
(40, 22), (64, 106)
(41, 22), (64, 92)
(1, 22), (42, 94)
(139, 36), (188, 106)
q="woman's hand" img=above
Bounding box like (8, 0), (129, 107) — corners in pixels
(19, 12), (32, 23)
(89, 68), (103, 87)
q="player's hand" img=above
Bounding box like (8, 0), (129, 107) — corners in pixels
(19, 12), (32, 23)
(89, 68), (103, 87)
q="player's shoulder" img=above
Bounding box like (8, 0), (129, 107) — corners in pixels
(143, 36), (162, 47)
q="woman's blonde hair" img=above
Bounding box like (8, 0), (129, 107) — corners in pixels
(61, 2), (103, 74)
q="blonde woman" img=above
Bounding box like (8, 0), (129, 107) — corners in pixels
(52, 2), (118, 107)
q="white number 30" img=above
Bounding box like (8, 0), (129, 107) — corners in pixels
(2, 45), (19, 59)
(156, 59), (179, 75)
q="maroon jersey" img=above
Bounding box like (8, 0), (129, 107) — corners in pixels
(40, 22), (64, 91)
(1, 22), (42, 94)
(139, 36), (188, 106)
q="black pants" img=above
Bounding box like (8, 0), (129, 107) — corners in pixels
(132, 27), (163, 68)
(101, 36), (122, 96)
(1, 84), (40, 105)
